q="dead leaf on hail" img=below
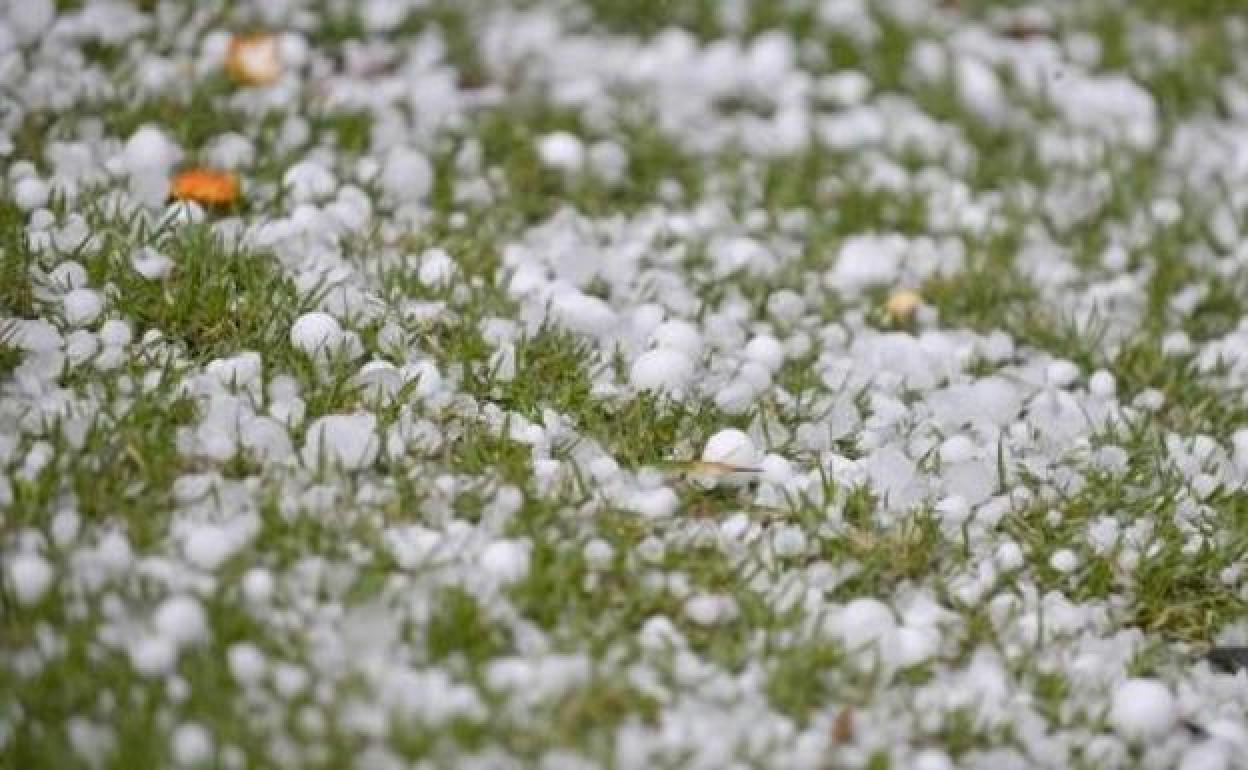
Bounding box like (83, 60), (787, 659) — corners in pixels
(831, 707), (855, 745)
(884, 289), (921, 324)
(171, 169), (241, 208)
(226, 34), (282, 86)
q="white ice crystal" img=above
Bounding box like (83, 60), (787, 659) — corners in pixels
(480, 539), (530, 584)
(302, 413), (380, 471)
(290, 312), (344, 358)
(6, 553), (54, 606)
(701, 428), (760, 469)
(1109, 678), (1177, 740)
(630, 348), (694, 394)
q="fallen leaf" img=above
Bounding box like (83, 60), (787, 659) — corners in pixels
(831, 707), (854, 745)
(884, 289), (921, 324)
(226, 34), (282, 86)
(170, 169), (241, 207)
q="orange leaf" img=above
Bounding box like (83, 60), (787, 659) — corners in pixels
(170, 169), (241, 207)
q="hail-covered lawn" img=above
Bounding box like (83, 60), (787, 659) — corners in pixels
(4, 0), (1248, 768)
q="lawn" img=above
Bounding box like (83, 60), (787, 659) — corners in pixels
(3, 0), (1248, 768)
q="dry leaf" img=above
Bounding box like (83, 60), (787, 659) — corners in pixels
(226, 34), (282, 86)
(884, 289), (921, 324)
(171, 169), (241, 207)
(831, 707), (855, 745)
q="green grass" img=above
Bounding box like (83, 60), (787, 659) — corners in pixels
(7, 0), (1248, 767)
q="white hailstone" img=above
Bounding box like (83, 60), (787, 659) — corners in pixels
(995, 541), (1024, 571)
(719, 512), (752, 543)
(1134, 389), (1165, 412)
(132, 247), (174, 280)
(13, 176), (49, 211)
(1232, 429), (1248, 473)
(184, 525), (234, 571)
(709, 236), (768, 277)
(171, 723), (213, 766)
(583, 539), (614, 570)
(551, 290), (616, 336)
(629, 303), (665, 339)
(418, 248), (455, 288)
(123, 126), (182, 173)
(684, 595), (733, 626)
(537, 132), (585, 173)
(760, 454), (794, 484)
(241, 568), (274, 604)
(7, 553), (54, 606)
(1178, 743), (1229, 770)
(98, 320), (132, 348)
(912, 749), (955, 770)
(1046, 359), (1080, 388)
(821, 70), (872, 107)
(934, 495), (971, 526)
(204, 133), (255, 170)
(1162, 332), (1192, 357)
(301, 413), (380, 471)
(744, 335), (785, 373)
(625, 486), (680, 518)
(480, 540), (530, 584)
(893, 626), (940, 667)
(956, 56), (1006, 124)
(65, 330), (98, 365)
(630, 348), (694, 394)
(1103, 244), (1129, 271)
(837, 598), (895, 649)
(51, 510), (80, 547)
(238, 416), (292, 459)
(227, 643), (267, 686)
(402, 360), (443, 398)
(67, 719), (116, 767)
(649, 320), (702, 358)
(830, 235), (902, 292)
(766, 289), (806, 324)
(1049, 548), (1078, 574)
(361, 0), (406, 31)
(938, 435), (975, 464)
(10, 0), (54, 42)
(282, 160), (336, 202)
(1109, 678), (1177, 740)
(128, 635), (177, 677)
(354, 360), (402, 401)
(771, 525), (807, 557)
(62, 288), (104, 327)
(289, 312), (343, 357)
(588, 140), (628, 183)
(1204, 720), (1248, 756)
(1089, 370), (1116, 398)
(49, 262), (88, 291)
(154, 595), (207, 647)
(714, 380), (756, 415)
(380, 146), (434, 203)
(98, 531), (134, 573)
(702, 428), (761, 469)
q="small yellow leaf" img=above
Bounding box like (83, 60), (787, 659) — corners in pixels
(884, 289), (921, 324)
(226, 34), (282, 86)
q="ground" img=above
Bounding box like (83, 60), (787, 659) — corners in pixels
(3, 0), (1248, 768)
